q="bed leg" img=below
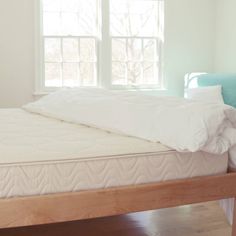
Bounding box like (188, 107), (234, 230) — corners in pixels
(232, 199), (236, 236)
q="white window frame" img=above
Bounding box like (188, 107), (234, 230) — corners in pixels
(34, 0), (164, 94)
(35, 0), (45, 94)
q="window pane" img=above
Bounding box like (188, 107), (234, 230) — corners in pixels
(43, 0), (99, 36)
(45, 38), (61, 62)
(45, 63), (62, 87)
(127, 39), (142, 61)
(127, 62), (142, 84)
(61, 0), (80, 12)
(63, 38), (79, 62)
(43, 12), (61, 35)
(61, 13), (79, 35)
(77, 0), (98, 35)
(112, 62), (126, 85)
(143, 62), (159, 84)
(80, 63), (96, 86)
(110, 0), (160, 37)
(43, 0), (61, 12)
(143, 39), (156, 61)
(80, 38), (96, 62)
(62, 63), (79, 86)
(112, 39), (126, 61)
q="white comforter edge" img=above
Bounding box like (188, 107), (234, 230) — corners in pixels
(23, 88), (236, 154)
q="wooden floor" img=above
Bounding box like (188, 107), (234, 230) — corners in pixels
(0, 201), (231, 236)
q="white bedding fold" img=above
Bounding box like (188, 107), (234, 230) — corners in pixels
(23, 88), (236, 154)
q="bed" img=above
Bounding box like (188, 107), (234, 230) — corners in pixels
(1, 88), (236, 235)
(185, 73), (236, 227)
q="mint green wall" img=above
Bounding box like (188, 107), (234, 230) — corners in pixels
(163, 0), (216, 97)
(215, 0), (236, 73)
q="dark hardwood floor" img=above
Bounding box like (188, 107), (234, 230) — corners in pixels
(0, 202), (231, 236)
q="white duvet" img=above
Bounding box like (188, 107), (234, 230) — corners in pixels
(24, 88), (236, 154)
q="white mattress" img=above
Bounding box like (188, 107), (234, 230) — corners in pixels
(0, 109), (228, 199)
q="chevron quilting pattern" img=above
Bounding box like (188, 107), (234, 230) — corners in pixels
(0, 109), (228, 199)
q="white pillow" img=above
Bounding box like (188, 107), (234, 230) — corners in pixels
(185, 85), (224, 104)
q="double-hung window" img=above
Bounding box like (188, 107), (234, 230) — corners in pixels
(37, 0), (164, 92)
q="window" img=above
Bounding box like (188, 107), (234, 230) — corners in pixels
(37, 0), (164, 92)
(41, 0), (99, 88)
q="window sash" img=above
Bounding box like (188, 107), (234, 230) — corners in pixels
(111, 36), (162, 87)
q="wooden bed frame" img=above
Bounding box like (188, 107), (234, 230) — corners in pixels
(1, 171), (236, 235)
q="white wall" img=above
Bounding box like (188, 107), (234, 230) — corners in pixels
(0, 0), (35, 108)
(215, 0), (236, 73)
(0, 0), (216, 107)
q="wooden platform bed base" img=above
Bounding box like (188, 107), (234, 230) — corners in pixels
(1, 172), (236, 235)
